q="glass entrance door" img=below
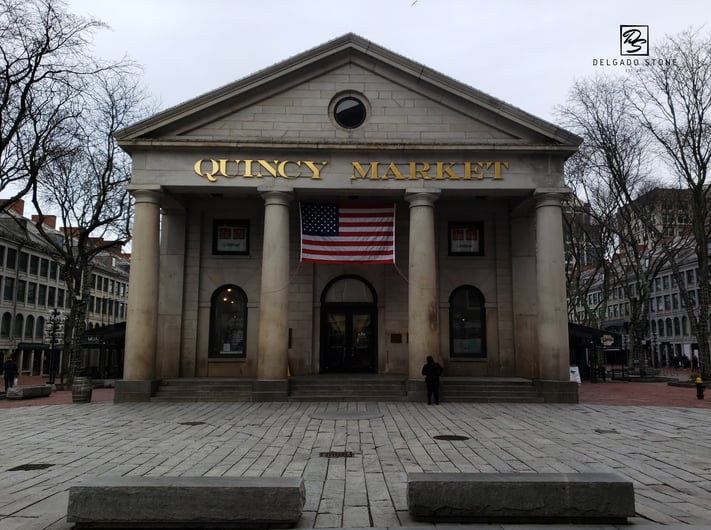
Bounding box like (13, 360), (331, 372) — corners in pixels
(322, 307), (376, 373)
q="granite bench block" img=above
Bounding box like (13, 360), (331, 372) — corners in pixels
(5, 385), (52, 399)
(67, 476), (305, 528)
(407, 472), (635, 524)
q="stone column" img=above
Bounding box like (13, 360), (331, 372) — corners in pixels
(157, 207), (186, 379)
(406, 190), (440, 398)
(115, 189), (161, 402)
(255, 189), (292, 401)
(535, 191), (569, 382)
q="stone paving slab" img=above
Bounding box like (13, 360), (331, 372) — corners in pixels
(1, 400), (711, 528)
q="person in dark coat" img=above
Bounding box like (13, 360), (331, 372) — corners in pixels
(3, 356), (18, 392)
(421, 355), (443, 405)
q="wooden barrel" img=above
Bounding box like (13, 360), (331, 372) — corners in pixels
(71, 377), (93, 403)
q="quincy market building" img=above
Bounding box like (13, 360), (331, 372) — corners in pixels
(114, 34), (581, 402)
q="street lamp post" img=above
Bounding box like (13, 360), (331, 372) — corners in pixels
(45, 309), (64, 385)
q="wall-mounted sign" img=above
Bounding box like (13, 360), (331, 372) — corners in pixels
(213, 220), (249, 255)
(194, 159), (509, 182)
(449, 222), (484, 256)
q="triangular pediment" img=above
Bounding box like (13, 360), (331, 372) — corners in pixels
(117, 34), (580, 151)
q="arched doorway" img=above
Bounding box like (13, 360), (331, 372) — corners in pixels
(320, 275), (377, 373)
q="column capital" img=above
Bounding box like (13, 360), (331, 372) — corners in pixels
(258, 187), (293, 207)
(405, 189), (441, 208)
(129, 188), (162, 205)
(534, 188), (570, 208)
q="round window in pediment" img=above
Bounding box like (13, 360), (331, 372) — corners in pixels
(332, 95), (367, 129)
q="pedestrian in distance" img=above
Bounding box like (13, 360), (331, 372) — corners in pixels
(421, 355), (443, 405)
(3, 356), (18, 392)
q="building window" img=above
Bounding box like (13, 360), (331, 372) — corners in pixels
(35, 316), (44, 340)
(48, 286), (56, 306)
(6, 248), (16, 270)
(18, 251), (28, 272)
(4, 277), (14, 301)
(29, 255), (39, 275)
(38, 284), (46, 305)
(50, 261), (58, 280)
(16, 280), (26, 303)
(1, 313), (10, 337)
(13, 313), (23, 338)
(210, 285), (247, 357)
(27, 282), (36, 304)
(40, 258), (49, 277)
(449, 285), (486, 359)
(57, 288), (64, 308)
(24, 315), (34, 339)
(213, 220), (249, 255)
(332, 94), (367, 129)
(449, 222), (484, 256)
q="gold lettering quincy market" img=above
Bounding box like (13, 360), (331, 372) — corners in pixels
(351, 161), (509, 180)
(194, 159), (328, 182)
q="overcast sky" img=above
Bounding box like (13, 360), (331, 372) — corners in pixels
(65, 0), (707, 125)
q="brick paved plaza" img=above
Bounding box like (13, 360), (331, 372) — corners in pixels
(1, 381), (711, 529)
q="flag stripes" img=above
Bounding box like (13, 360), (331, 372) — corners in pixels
(300, 203), (395, 264)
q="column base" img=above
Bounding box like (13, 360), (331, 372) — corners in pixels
(114, 380), (160, 403)
(407, 379), (427, 402)
(253, 379), (289, 402)
(533, 380), (579, 403)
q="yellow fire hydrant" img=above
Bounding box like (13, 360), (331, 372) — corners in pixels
(695, 377), (705, 400)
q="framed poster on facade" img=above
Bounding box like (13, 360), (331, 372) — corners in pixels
(213, 220), (249, 255)
(448, 222), (483, 256)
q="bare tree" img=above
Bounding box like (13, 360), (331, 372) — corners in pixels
(1, 0), (150, 382)
(32, 68), (147, 380)
(563, 149), (611, 329)
(0, 0), (108, 203)
(559, 76), (676, 375)
(630, 29), (711, 380)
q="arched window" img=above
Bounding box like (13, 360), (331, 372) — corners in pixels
(651, 320), (657, 335)
(682, 316), (688, 335)
(449, 286), (486, 358)
(665, 318), (673, 337)
(13, 314), (23, 338)
(25, 315), (34, 339)
(36, 316), (45, 340)
(1, 313), (11, 338)
(323, 276), (375, 303)
(210, 285), (247, 357)
(674, 317), (681, 336)
(657, 319), (664, 337)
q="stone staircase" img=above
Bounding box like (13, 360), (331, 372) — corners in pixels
(288, 375), (408, 402)
(440, 377), (544, 403)
(151, 378), (255, 402)
(149, 376), (545, 403)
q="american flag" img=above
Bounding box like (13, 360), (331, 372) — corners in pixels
(300, 203), (395, 264)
